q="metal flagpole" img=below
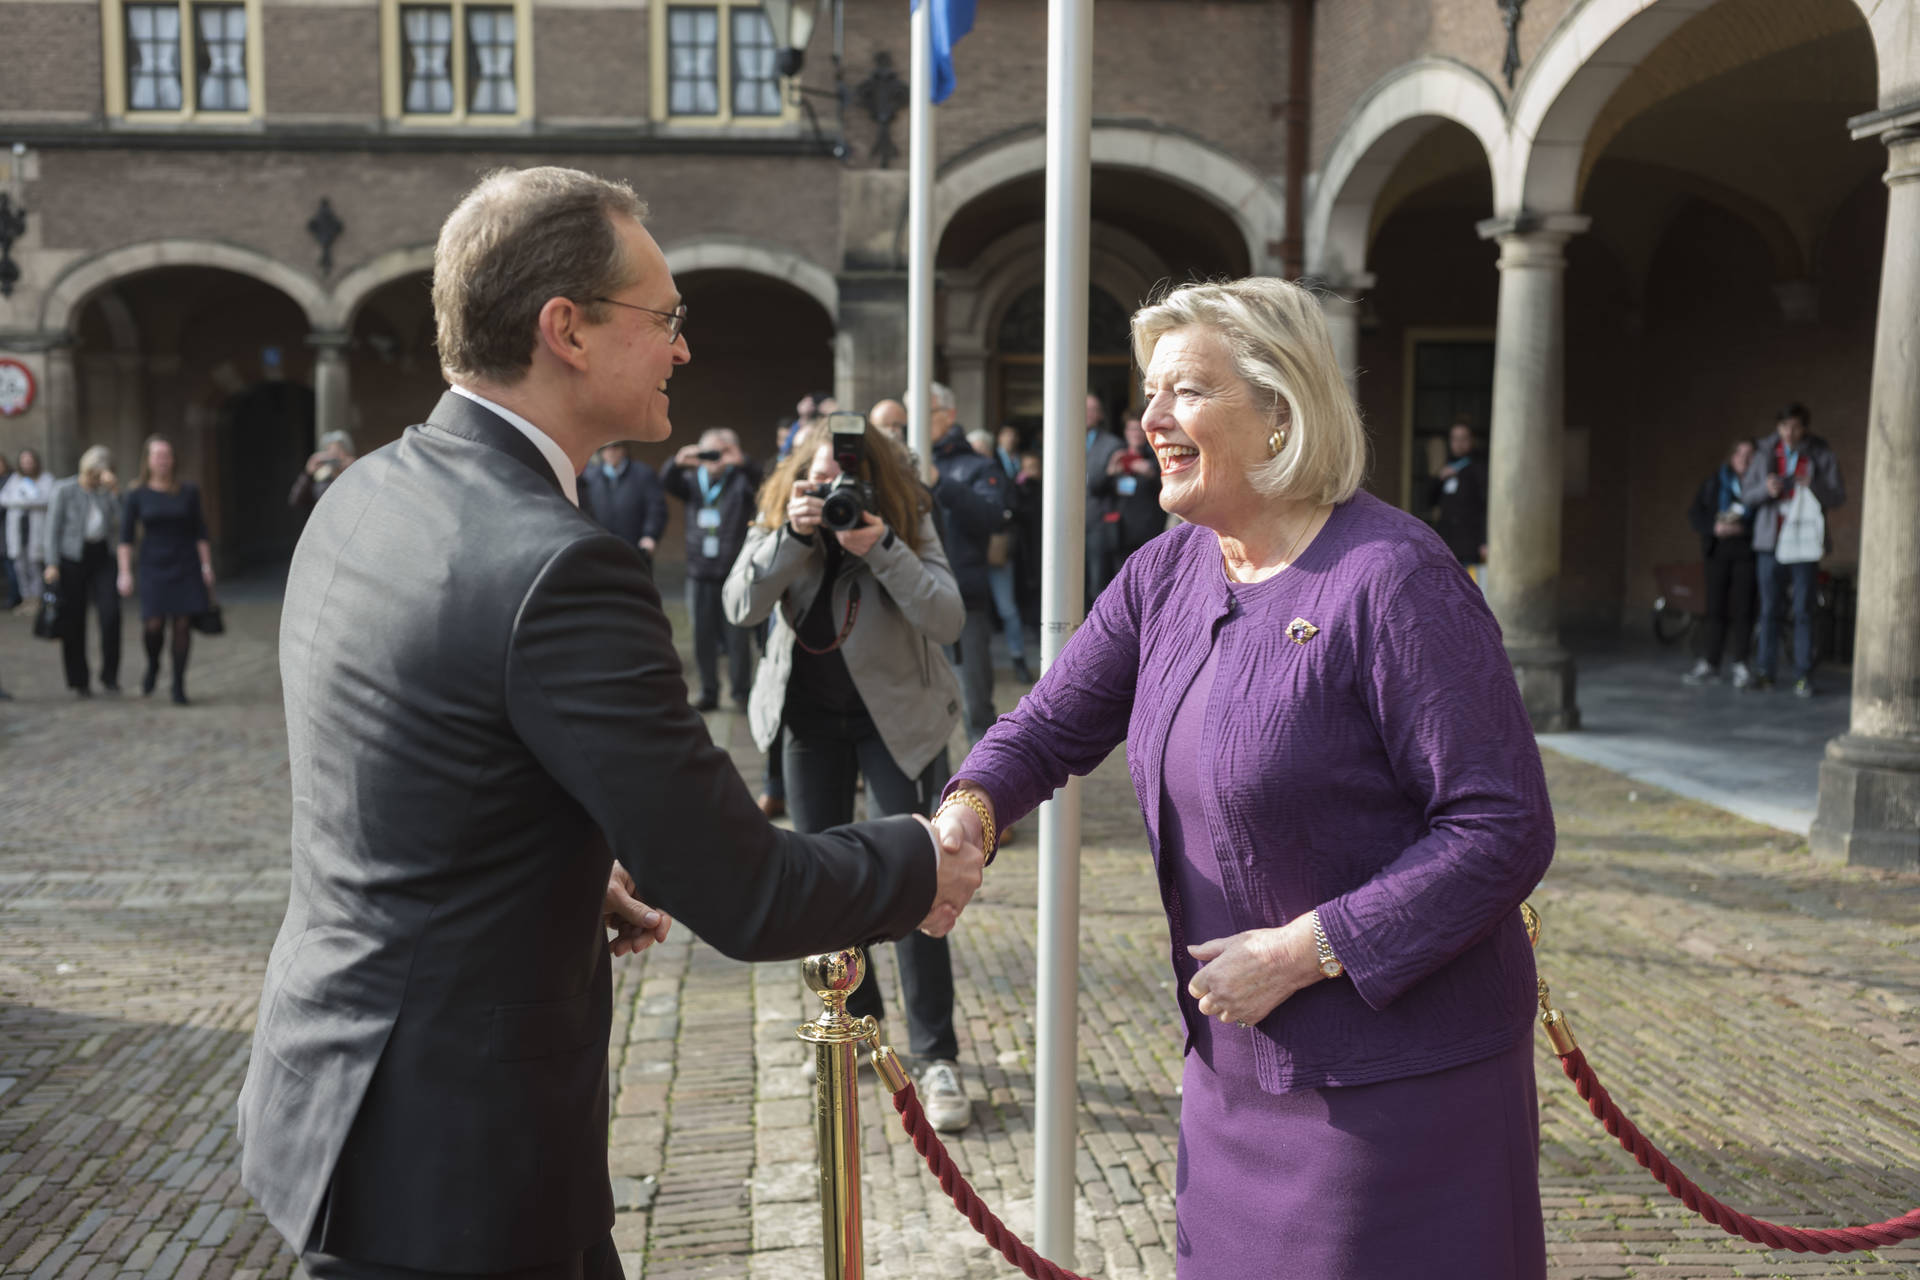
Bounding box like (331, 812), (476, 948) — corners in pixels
(1036, 0), (1092, 1264)
(906, 0), (935, 477)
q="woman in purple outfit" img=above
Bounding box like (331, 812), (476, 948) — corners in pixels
(932, 278), (1555, 1278)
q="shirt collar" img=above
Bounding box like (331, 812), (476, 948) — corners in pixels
(451, 385), (579, 507)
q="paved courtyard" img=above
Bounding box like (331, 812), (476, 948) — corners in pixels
(2, 593), (1918, 1279)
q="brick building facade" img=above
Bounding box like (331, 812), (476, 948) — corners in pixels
(2, 0), (1917, 864)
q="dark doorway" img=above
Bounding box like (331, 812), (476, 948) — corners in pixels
(219, 380), (316, 570)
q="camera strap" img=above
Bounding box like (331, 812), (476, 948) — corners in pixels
(793, 582), (861, 656)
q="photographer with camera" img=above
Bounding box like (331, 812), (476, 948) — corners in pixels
(664, 428), (762, 710)
(722, 414), (976, 1133)
(1741, 403), (1845, 697)
(288, 430), (357, 514)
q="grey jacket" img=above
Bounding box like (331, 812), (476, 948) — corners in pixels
(1, 471), (53, 561)
(43, 477), (122, 564)
(237, 392), (935, 1272)
(723, 513), (965, 779)
(1740, 431), (1846, 554)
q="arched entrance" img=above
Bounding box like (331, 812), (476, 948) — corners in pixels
(68, 265), (318, 570)
(937, 166), (1251, 437)
(347, 270), (442, 455)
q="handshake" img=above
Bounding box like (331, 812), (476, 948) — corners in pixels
(599, 788), (995, 957)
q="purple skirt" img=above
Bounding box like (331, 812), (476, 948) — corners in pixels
(1174, 1031), (1545, 1279)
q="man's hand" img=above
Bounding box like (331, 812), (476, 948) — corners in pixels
(42, 565), (58, 585)
(915, 812), (983, 937)
(673, 444), (704, 469)
(306, 450), (331, 477)
(1766, 475), (1785, 498)
(605, 863), (671, 958)
(833, 511), (887, 557)
(639, 537), (657, 555)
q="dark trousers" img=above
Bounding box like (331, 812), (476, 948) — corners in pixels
(1700, 538), (1755, 668)
(1755, 551), (1818, 681)
(1, 553), (18, 609)
(303, 1235), (622, 1280)
(950, 605), (996, 745)
(59, 541), (121, 691)
(784, 709), (958, 1063)
(684, 576), (754, 703)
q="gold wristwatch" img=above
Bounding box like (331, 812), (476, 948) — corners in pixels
(1310, 910), (1344, 979)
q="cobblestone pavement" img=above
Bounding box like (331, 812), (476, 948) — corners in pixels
(2, 597), (1918, 1278)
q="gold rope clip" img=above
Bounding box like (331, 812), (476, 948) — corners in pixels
(1523, 901), (1580, 1055)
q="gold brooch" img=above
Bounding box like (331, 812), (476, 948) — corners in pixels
(1286, 618), (1319, 646)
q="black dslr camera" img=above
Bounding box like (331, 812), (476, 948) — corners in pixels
(811, 412), (874, 533)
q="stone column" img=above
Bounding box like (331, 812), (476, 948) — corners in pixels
(1812, 111), (1920, 871)
(309, 329), (351, 448)
(1476, 213), (1589, 732)
(1314, 273), (1373, 393)
(832, 272), (909, 424)
(42, 338), (80, 475)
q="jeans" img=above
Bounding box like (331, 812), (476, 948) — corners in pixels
(1700, 539), (1755, 668)
(685, 576), (755, 703)
(985, 563), (1025, 661)
(784, 709), (957, 1062)
(59, 540), (122, 691)
(949, 605), (997, 745)
(1755, 551), (1817, 681)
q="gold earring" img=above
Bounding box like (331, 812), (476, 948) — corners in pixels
(1268, 429), (1288, 458)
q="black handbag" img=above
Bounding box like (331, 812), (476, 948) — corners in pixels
(32, 587), (61, 641)
(191, 605), (225, 636)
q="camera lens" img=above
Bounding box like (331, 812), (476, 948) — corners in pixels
(821, 485), (863, 532)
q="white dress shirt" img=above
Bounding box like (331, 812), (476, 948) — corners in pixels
(451, 385), (579, 508)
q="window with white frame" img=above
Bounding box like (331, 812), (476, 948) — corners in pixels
(386, 0), (529, 121)
(113, 0), (259, 115)
(657, 2), (787, 124)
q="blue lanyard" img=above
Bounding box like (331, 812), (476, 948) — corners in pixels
(696, 467), (725, 506)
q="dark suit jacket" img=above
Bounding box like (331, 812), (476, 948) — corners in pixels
(237, 392), (934, 1272)
(579, 460), (668, 548)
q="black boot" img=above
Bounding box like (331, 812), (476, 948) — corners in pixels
(171, 678), (189, 706)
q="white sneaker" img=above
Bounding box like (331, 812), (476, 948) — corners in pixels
(1730, 662), (1753, 690)
(918, 1060), (971, 1133)
(1682, 658), (1717, 686)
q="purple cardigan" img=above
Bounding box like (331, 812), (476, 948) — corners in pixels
(950, 492), (1555, 1093)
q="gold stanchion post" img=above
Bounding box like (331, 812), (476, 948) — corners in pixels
(798, 950), (878, 1280)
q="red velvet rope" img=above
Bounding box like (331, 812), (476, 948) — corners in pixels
(891, 1084), (1093, 1280)
(1558, 1047), (1920, 1254)
(890, 1056), (1920, 1271)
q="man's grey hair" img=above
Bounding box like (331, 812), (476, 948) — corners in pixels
(319, 430), (356, 455)
(700, 428), (739, 450)
(965, 428), (995, 453)
(928, 382), (956, 413)
(434, 167), (650, 385)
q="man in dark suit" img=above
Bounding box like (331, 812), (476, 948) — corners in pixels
(1083, 394), (1125, 604)
(236, 166), (983, 1279)
(578, 440), (667, 565)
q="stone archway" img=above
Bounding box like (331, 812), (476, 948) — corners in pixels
(41, 239), (332, 334)
(332, 245), (438, 332)
(930, 125), (1285, 277)
(660, 236), (839, 323)
(1305, 58), (1510, 283)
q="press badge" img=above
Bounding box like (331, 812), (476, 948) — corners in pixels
(1116, 476), (1138, 496)
(1443, 476), (1460, 495)
(702, 536), (721, 558)
(696, 508), (721, 530)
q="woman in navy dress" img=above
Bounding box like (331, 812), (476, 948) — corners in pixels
(935, 279), (1554, 1277)
(118, 435), (215, 705)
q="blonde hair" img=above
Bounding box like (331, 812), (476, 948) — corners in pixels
(1130, 278), (1366, 506)
(434, 167), (651, 384)
(753, 422), (931, 555)
(78, 445), (113, 483)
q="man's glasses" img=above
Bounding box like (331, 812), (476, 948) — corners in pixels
(593, 297), (688, 344)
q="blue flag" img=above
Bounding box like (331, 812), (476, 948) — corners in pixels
(912, 0), (976, 104)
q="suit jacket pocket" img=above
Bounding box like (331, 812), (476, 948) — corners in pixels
(489, 991), (595, 1062)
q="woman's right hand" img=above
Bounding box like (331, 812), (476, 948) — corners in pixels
(116, 572), (134, 598)
(787, 481), (823, 537)
(934, 787), (991, 862)
(42, 566), (58, 585)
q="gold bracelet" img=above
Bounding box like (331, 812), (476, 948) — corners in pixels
(935, 788), (997, 864)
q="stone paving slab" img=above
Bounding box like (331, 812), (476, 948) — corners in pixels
(2, 597), (1918, 1278)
